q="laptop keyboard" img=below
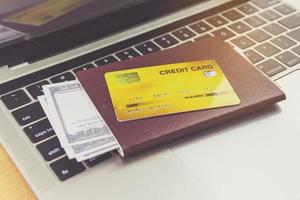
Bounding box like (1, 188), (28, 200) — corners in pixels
(1, 0), (300, 181)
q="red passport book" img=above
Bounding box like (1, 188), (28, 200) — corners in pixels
(76, 37), (285, 157)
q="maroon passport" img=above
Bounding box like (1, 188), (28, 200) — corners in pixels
(76, 37), (285, 157)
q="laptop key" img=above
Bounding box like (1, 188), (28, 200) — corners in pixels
(251, 0), (280, 9)
(50, 72), (76, 83)
(247, 29), (271, 43)
(206, 15), (228, 27)
(259, 10), (281, 21)
(274, 4), (296, 15)
(229, 22), (251, 34)
(231, 36), (255, 50)
(115, 48), (140, 61)
(257, 59), (286, 77)
(36, 137), (65, 161)
(237, 3), (258, 15)
(94, 55), (118, 67)
(172, 27), (196, 41)
(212, 28), (235, 40)
(26, 80), (49, 99)
(189, 21), (212, 34)
(255, 42), (280, 57)
(276, 51), (300, 67)
(12, 102), (45, 126)
(135, 41), (161, 55)
(244, 49), (264, 64)
(50, 156), (85, 181)
(287, 28), (300, 42)
(73, 63), (94, 73)
(24, 119), (55, 144)
(271, 36), (296, 49)
(244, 15), (267, 28)
(1, 90), (31, 110)
(292, 46), (300, 55)
(154, 34), (179, 48)
(279, 13), (300, 29)
(84, 153), (112, 168)
(263, 23), (286, 36)
(222, 9), (244, 21)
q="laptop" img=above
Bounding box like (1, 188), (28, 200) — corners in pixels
(0, 0), (299, 199)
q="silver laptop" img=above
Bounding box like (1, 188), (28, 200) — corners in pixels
(0, 0), (300, 199)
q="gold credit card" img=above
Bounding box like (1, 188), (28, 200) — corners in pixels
(105, 60), (241, 122)
(3, 0), (92, 26)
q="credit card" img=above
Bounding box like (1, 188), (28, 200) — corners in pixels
(3, 0), (92, 26)
(105, 60), (241, 122)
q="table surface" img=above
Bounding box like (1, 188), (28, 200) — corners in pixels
(0, 144), (37, 200)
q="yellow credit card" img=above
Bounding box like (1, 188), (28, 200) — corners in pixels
(3, 0), (92, 26)
(105, 60), (241, 122)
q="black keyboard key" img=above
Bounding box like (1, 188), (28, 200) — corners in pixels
(271, 36), (296, 49)
(24, 119), (55, 143)
(231, 36), (255, 50)
(189, 21), (212, 34)
(222, 9), (244, 21)
(257, 59), (286, 77)
(238, 3), (258, 15)
(251, 0), (280, 9)
(247, 30), (271, 43)
(287, 28), (300, 42)
(292, 45), (300, 55)
(36, 137), (65, 161)
(244, 15), (267, 28)
(135, 41), (160, 55)
(206, 15), (228, 27)
(279, 13), (300, 29)
(154, 34), (179, 48)
(274, 4), (296, 15)
(244, 49), (264, 64)
(212, 28), (235, 40)
(94, 55), (118, 66)
(73, 63), (94, 73)
(84, 153), (112, 168)
(172, 28), (196, 41)
(276, 51), (300, 67)
(50, 156), (85, 181)
(115, 48), (140, 60)
(50, 72), (76, 83)
(259, 10), (281, 21)
(26, 80), (49, 99)
(1, 90), (31, 110)
(255, 42), (280, 57)
(263, 23), (286, 36)
(12, 102), (45, 126)
(229, 22), (251, 34)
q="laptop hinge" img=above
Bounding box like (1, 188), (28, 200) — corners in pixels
(0, 65), (8, 70)
(8, 62), (30, 70)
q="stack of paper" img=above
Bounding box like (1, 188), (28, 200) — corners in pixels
(38, 80), (119, 162)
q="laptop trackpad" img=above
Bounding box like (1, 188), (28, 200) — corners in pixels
(169, 70), (300, 200)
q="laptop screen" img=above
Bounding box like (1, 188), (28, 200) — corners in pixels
(0, 0), (141, 42)
(0, 0), (205, 67)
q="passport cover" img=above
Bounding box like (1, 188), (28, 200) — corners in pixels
(76, 37), (286, 157)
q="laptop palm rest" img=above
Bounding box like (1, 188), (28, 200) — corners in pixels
(170, 70), (300, 200)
